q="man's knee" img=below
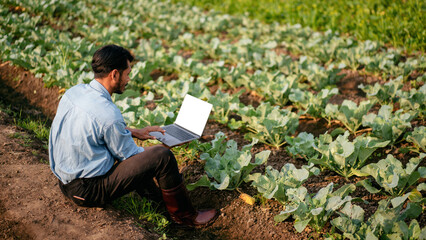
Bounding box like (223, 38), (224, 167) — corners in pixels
(149, 145), (179, 173)
(128, 145), (179, 182)
(150, 145), (175, 163)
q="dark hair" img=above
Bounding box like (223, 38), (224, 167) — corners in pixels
(91, 44), (134, 79)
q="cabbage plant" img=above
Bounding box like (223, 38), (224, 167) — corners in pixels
(285, 132), (319, 160)
(358, 76), (403, 105)
(274, 183), (356, 233)
(238, 103), (299, 148)
(406, 126), (426, 153)
(332, 199), (424, 240)
(247, 163), (319, 204)
(362, 105), (415, 143)
(187, 132), (271, 191)
(356, 153), (425, 197)
(325, 100), (375, 134)
(289, 88), (338, 119)
(311, 131), (390, 179)
(208, 89), (243, 126)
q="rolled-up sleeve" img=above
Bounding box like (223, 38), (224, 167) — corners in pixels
(103, 121), (144, 161)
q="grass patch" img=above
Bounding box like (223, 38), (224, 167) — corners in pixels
(0, 100), (50, 153)
(112, 192), (170, 234)
(8, 132), (33, 147)
(171, 140), (201, 165)
(14, 116), (50, 144)
(173, 0), (426, 53)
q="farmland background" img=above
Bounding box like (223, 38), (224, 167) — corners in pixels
(0, 0), (425, 239)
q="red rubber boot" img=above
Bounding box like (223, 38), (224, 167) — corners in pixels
(161, 183), (217, 227)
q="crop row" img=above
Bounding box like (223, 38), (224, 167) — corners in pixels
(3, 0), (426, 86)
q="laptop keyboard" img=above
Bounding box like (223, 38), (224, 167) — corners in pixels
(164, 126), (195, 141)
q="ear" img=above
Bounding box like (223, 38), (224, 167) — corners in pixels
(110, 69), (119, 82)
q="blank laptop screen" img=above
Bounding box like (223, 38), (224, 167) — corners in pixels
(174, 95), (212, 136)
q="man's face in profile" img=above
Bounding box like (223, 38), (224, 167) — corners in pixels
(114, 60), (131, 94)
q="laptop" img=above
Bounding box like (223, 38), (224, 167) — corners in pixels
(149, 94), (213, 147)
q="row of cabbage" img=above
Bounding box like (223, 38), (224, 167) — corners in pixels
(2, 0), (425, 88)
(116, 72), (425, 150)
(2, 0), (425, 110)
(12, 0), (426, 75)
(1, 0), (425, 238)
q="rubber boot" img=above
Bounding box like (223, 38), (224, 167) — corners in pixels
(161, 183), (217, 227)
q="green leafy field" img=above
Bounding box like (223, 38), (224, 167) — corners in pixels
(1, 0), (425, 238)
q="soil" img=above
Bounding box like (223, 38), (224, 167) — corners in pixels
(0, 61), (424, 240)
(0, 62), (60, 119)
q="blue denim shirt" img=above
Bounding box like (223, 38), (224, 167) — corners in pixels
(49, 80), (144, 184)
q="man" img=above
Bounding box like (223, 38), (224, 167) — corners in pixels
(49, 44), (217, 226)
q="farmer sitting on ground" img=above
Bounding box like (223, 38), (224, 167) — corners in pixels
(48, 44), (217, 227)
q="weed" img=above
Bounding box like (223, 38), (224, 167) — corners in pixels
(9, 132), (33, 147)
(8, 132), (22, 139)
(39, 158), (49, 164)
(112, 192), (170, 234)
(13, 115), (50, 143)
(171, 141), (200, 165)
(0, 107), (13, 116)
(254, 193), (268, 207)
(32, 150), (39, 156)
(0, 102), (50, 144)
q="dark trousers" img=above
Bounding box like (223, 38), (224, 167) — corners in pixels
(58, 145), (182, 207)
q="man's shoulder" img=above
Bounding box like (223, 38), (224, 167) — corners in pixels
(64, 83), (91, 98)
(63, 83), (123, 124)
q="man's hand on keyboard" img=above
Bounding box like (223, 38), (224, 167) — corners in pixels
(126, 126), (165, 140)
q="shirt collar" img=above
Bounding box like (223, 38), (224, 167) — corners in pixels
(90, 79), (112, 102)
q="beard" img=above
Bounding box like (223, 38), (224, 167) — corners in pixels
(113, 72), (127, 94)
